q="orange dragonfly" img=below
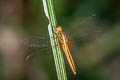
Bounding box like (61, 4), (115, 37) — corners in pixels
(54, 26), (76, 75)
(19, 29), (103, 75)
(19, 14), (103, 74)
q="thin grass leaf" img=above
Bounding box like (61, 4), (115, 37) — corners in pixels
(42, 0), (67, 80)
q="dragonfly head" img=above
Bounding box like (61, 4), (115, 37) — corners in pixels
(54, 26), (63, 33)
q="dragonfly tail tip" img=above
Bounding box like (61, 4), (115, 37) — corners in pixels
(73, 71), (77, 75)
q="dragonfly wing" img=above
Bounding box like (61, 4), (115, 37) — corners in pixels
(19, 37), (51, 61)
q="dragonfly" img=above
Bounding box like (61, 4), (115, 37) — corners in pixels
(19, 14), (103, 74)
(54, 26), (76, 75)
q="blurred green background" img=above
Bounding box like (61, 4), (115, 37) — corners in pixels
(0, 0), (120, 80)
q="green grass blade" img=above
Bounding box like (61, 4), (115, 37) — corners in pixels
(42, 0), (68, 80)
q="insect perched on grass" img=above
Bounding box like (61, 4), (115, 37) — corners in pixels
(19, 14), (103, 74)
(54, 26), (76, 75)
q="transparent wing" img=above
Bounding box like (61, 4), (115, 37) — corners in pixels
(19, 37), (50, 48)
(19, 37), (51, 61)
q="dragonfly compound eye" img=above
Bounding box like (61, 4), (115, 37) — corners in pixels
(55, 26), (63, 33)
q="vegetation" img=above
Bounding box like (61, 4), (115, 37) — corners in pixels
(0, 0), (120, 80)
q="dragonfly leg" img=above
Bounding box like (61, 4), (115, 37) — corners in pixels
(50, 36), (60, 48)
(50, 36), (58, 40)
(52, 42), (60, 49)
